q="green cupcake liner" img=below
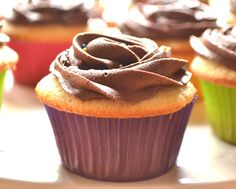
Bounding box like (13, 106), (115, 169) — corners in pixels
(200, 80), (236, 144)
(0, 70), (7, 107)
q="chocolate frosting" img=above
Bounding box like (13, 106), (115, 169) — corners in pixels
(190, 25), (236, 70)
(50, 32), (191, 102)
(0, 21), (10, 46)
(230, 0), (236, 15)
(120, 0), (218, 39)
(6, 0), (89, 25)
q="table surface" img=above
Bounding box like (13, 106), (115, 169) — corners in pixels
(1, 83), (236, 189)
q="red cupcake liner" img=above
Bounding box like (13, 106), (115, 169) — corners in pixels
(9, 40), (71, 86)
(45, 97), (196, 181)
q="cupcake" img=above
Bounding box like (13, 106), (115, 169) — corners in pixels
(190, 25), (236, 144)
(3, 0), (91, 86)
(120, 0), (219, 97)
(0, 19), (18, 106)
(35, 32), (196, 181)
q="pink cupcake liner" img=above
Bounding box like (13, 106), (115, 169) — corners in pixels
(45, 97), (196, 181)
(9, 40), (70, 86)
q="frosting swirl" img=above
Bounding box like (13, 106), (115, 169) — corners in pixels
(6, 0), (89, 25)
(120, 0), (218, 39)
(190, 25), (236, 70)
(51, 32), (191, 102)
(230, 0), (236, 15)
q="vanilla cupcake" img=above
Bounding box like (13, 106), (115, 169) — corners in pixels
(0, 20), (18, 106)
(36, 32), (196, 181)
(3, 0), (91, 86)
(190, 25), (236, 144)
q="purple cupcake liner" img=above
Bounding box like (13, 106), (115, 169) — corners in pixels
(45, 97), (196, 182)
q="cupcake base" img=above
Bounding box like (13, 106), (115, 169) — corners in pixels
(0, 70), (6, 107)
(45, 98), (195, 182)
(200, 80), (236, 144)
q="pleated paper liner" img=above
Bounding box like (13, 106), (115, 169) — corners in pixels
(200, 80), (236, 144)
(8, 40), (71, 86)
(45, 97), (196, 182)
(0, 70), (6, 107)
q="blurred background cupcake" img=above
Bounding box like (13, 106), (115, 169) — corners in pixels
(119, 0), (220, 98)
(120, 0), (219, 61)
(2, 0), (95, 86)
(190, 25), (236, 144)
(0, 18), (18, 106)
(36, 32), (196, 181)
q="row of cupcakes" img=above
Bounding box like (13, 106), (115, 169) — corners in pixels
(0, 0), (234, 88)
(0, 0), (230, 97)
(0, 0), (235, 183)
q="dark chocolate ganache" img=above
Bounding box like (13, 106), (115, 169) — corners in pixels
(0, 20), (10, 46)
(190, 25), (236, 70)
(230, 0), (236, 15)
(6, 0), (89, 25)
(120, 0), (218, 39)
(51, 32), (192, 102)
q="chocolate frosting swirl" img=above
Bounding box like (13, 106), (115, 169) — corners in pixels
(230, 0), (236, 15)
(50, 33), (191, 102)
(0, 20), (10, 46)
(6, 0), (89, 25)
(190, 25), (236, 70)
(120, 0), (218, 39)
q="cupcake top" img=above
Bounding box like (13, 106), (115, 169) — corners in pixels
(35, 33), (196, 118)
(50, 32), (192, 103)
(5, 0), (89, 25)
(0, 19), (18, 70)
(36, 32), (196, 118)
(190, 25), (236, 87)
(120, 0), (218, 40)
(230, 0), (236, 16)
(190, 25), (236, 70)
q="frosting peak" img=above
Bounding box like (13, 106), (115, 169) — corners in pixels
(120, 0), (218, 39)
(51, 33), (191, 102)
(6, 0), (89, 25)
(190, 25), (236, 70)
